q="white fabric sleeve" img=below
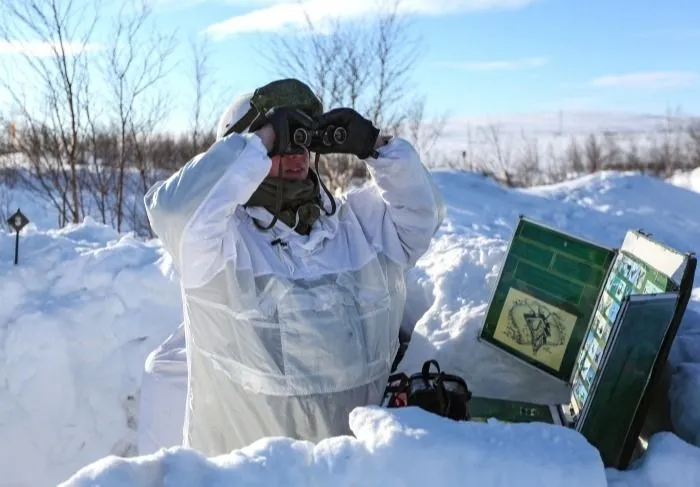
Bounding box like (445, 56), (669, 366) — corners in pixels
(144, 133), (271, 285)
(344, 137), (446, 268)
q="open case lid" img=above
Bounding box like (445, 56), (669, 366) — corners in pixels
(575, 291), (680, 467)
(479, 218), (695, 386)
(476, 218), (696, 469)
(613, 230), (696, 468)
(478, 216), (616, 386)
(561, 228), (696, 468)
(620, 230), (690, 287)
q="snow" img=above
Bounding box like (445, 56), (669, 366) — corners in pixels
(1, 167), (700, 486)
(669, 167), (700, 194)
(59, 407), (608, 487)
(606, 432), (700, 487)
(0, 218), (182, 486)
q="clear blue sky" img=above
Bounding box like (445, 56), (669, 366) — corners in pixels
(3, 0), (700, 132)
(155, 0), (700, 125)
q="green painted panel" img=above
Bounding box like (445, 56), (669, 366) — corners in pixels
(519, 224), (611, 266)
(577, 293), (678, 467)
(470, 396), (557, 424)
(480, 217), (616, 382)
(510, 240), (554, 269)
(552, 254), (606, 286)
(515, 261), (584, 304)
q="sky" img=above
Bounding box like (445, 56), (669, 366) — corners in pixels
(1, 0), (700, 137)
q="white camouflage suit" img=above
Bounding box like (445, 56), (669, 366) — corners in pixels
(143, 99), (445, 456)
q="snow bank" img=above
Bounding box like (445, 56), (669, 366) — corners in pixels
(59, 406), (608, 487)
(606, 432), (700, 487)
(0, 218), (182, 486)
(668, 167), (700, 194)
(667, 295), (700, 447)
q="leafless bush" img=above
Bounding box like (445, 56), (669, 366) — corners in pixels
(472, 124), (519, 187)
(688, 121), (700, 168)
(453, 126), (479, 173)
(0, 155), (14, 229)
(402, 97), (448, 167)
(516, 131), (542, 187)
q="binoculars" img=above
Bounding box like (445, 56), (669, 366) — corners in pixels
(292, 125), (347, 149)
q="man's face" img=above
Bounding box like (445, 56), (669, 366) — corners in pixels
(269, 152), (310, 180)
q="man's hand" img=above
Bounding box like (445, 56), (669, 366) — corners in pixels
(250, 106), (315, 157)
(311, 108), (380, 159)
(254, 124), (276, 153)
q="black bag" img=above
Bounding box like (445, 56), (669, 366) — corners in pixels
(383, 360), (472, 421)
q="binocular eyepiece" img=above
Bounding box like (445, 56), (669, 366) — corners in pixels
(293, 125), (347, 148)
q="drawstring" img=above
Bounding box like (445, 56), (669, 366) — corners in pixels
(314, 152), (337, 217)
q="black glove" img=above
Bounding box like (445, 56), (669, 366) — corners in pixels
(311, 108), (380, 159)
(249, 106), (315, 156)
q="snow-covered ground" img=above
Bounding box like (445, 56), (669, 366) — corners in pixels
(1, 166), (700, 486)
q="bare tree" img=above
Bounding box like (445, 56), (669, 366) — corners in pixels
(262, 0), (420, 126)
(583, 134), (605, 174)
(479, 124), (517, 186)
(259, 0), (427, 193)
(454, 125), (479, 172)
(187, 34), (222, 155)
(517, 130), (541, 186)
(543, 140), (569, 184)
(0, 136), (17, 229)
(82, 103), (117, 225)
(601, 133), (623, 170)
(402, 97), (448, 166)
(0, 0), (101, 225)
(687, 119), (700, 168)
(102, 0), (177, 232)
(565, 136), (584, 176)
(624, 135), (643, 170)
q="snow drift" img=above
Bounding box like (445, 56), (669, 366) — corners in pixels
(0, 219), (182, 486)
(1, 169), (700, 486)
(59, 406), (610, 487)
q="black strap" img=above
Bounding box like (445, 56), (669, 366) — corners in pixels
(421, 359), (441, 376)
(420, 359), (441, 390)
(420, 360), (448, 415)
(434, 373), (449, 416)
